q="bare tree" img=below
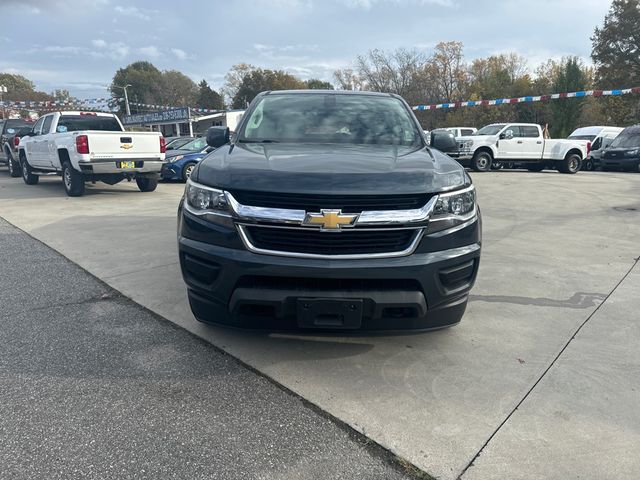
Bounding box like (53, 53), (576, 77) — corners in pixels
(333, 68), (362, 91)
(353, 48), (426, 97)
(429, 41), (467, 101)
(221, 63), (256, 106)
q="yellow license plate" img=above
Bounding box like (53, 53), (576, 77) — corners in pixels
(118, 161), (136, 169)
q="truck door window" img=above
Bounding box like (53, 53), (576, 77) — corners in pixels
(461, 129), (474, 136)
(504, 126), (522, 138)
(32, 117), (45, 136)
(521, 126), (539, 138)
(591, 137), (602, 150)
(42, 116), (54, 135)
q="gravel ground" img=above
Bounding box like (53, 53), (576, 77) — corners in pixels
(0, 218), (424, 480)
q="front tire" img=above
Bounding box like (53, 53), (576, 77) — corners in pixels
(20, 154), (39, 185)
(472, 151), (492, 172)
(583, 158), (594, 171)
(559, 154), (581, 174)
(62, 161), (85, 196)
(136, 176), (158, 192)
(181, 162), (196, 181)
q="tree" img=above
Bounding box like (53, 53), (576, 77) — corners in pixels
(354, 48), (425, 97)
(161, 70), (198, 107)
(52, 89), (73, 102)
(305, 79), (334, 90)
(231, 69), (305, 109)
(196, 80), (224, 110)
(0, 73), (51, 102)
(429, 41), (467, 102)
(591, 0), (640, 124)
(111, 61), (164, 113)
(222, 63), (256, 106)
(549, 57), (590, 137)
(333, 68), (362, 91)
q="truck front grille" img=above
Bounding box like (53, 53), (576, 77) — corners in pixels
(243, 226), (419, 257)
(229, 190), (432, 213)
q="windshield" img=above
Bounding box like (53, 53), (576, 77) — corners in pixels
(475, 124), (506, 136)
(609, 133), (640, 148)
(58, 115), (122, 132)
(568, 135), (596, 141)
(238, 93), (423, 148)
(167, 137), (192, 149)
(179, 137), (207, 152)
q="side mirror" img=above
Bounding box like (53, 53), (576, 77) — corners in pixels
(430, 131), (457, 152)
(206, 126), (230, 148)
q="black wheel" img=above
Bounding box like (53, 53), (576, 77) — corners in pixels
(472, 151), (492, 172)
(527, 164), (545, 172)
(7, 152), (21, 178)
(559, 154), (581, 174)
(62, 161), (85, 196)
(491, 161), (503, 170)
(136, 176), (158, 192)
(20, 154), (39, 185)
(181, 162), (196, 181)
(583, 158), (594, 171)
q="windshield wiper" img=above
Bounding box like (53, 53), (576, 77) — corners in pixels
(238, 139), (279, 143)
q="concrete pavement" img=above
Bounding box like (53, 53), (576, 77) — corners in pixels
(0, 170), (638, 479)
(0, 218), (421, 480)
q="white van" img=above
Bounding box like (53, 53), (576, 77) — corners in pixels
(568, 126), (623, 170)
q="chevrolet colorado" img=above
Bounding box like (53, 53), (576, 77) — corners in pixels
(178, 90), (481, 331)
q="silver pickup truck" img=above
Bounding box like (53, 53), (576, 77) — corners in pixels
(18, 111), (166, 196)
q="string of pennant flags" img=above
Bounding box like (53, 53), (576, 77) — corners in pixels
(2, 85), (639, 114)
(412, 86), (640, 110)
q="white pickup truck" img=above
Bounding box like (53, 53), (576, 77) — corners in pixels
(18, 111), (166, 196)
(453, 123), (590, 173)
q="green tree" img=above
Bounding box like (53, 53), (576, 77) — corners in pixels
(161, 70), (198, 107)
(111, 61), (164, 113)
(231, 69), (306, 109)
(305, 79), (334, 90)
(549, 57), (590, 137)
(591, 0), (640, 124)
(0, 73), (52, 102)
(196, 80), (224, 110)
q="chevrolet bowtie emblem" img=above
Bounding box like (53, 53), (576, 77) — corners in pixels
(120, 144), (133, 150)
(304, 209), (358, 230)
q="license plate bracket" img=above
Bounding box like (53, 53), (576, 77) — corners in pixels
(118, 161), (136, 169)
(296, 298), (363, 329)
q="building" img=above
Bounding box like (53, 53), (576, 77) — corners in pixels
(121, 108), (245, 137)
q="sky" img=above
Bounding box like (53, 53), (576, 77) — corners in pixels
(0, 0), (612, 102)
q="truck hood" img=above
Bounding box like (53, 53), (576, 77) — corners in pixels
(194, 143), (467, 195)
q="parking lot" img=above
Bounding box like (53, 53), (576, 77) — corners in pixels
(1, 170), (639, 479)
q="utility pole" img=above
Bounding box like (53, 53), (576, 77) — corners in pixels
(113, 84), (132, 116)
(0, 85), (7, 119)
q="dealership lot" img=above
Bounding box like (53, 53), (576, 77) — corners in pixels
(0, 171), (638, 479)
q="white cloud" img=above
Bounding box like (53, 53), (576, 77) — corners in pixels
(92, 39), (107, 48)
(114, 5), (150, 21)
(339, 0), (455, 8)
(138, 46), (160, 58)
(171, 48), (188, 60)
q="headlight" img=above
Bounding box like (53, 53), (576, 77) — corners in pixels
(185, 179), (229, 212)
(463, 140), (473, 148)
(626, 149), (639, 157)
(170, 155), (184, 163)
(427, 185), (477, 234)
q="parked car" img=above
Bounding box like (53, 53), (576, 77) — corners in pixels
(568, 126), (624, 171)
(166, 137), (193, 151)
(178, 90), (481, 331)
(161, 150), (206, 181)
(599, 125), (640, 172)
(2, 125), (33, 177)
(454, 123), (590, 173)
(446, 127), (477, 138)
(168, 136), (208, 155)
(0, 118), (35, 175)
(18, 111), (166, 196)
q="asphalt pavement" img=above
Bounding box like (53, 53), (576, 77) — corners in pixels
(0, 218), (423, 480)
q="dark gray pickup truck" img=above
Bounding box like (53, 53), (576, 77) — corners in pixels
(177, 90), (481, 331)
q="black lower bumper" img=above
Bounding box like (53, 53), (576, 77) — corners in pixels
(178, 232), (481, 331)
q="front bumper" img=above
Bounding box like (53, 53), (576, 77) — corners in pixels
(599, 156), (640, 170)
(178, 209), (481, 331)
(161, 163), (181, 180)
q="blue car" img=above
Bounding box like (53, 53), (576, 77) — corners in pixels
(161, 151), (206, 181)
